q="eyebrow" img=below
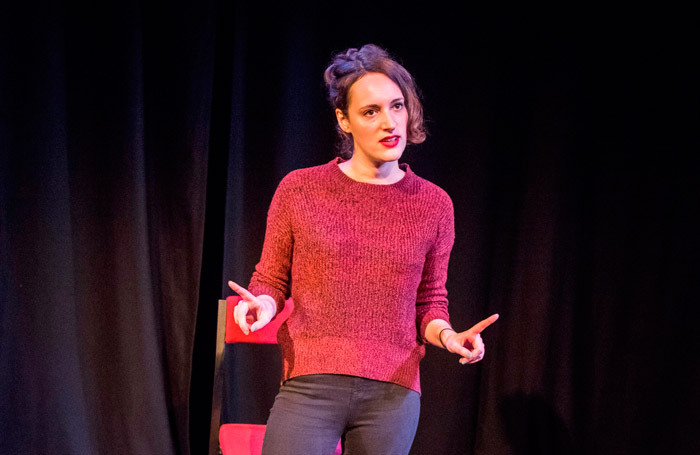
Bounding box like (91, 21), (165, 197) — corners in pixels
(359, 98), (404, 110)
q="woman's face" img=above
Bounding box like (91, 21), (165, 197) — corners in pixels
(336, 72), (408, 166)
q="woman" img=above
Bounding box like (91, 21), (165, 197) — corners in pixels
(228, 44), (498, 455)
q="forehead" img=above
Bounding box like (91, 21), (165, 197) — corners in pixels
(348, 72), (403, 107)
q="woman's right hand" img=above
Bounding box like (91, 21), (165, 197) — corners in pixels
(227, 281), (277, 335)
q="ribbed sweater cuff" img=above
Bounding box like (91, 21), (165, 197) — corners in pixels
(418, 308), (451, 342)
(247, 283), (285, 314)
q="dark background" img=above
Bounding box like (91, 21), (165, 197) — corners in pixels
(2, 2), (698, 454)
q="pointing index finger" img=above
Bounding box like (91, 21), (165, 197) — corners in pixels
(470, 313), (500, 334)
(228, 280), (257, 302)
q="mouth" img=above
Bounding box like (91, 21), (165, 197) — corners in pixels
(379, 135), (401, 148)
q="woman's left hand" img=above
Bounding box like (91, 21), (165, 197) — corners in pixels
(443, 314), (499, 365)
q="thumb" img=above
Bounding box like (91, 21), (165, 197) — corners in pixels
(250, 315), (271, 332)
(455, 347), (473, 361)
(446, 334), (473, 360)
(250, 305), (273, 332)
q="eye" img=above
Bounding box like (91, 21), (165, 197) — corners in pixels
(363, 109), (377, 117)
(393, 102), (404, 110)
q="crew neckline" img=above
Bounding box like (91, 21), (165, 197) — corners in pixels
(329, 157), (413, 192)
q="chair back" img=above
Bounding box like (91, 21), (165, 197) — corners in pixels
(224, 296), (294, 344)
(209, 296), (293, 455)
(210, 296), (341, 455)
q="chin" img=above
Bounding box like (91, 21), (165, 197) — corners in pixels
(376, 147), (405, 162)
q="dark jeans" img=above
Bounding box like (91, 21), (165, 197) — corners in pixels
(261, 374), (421, 455)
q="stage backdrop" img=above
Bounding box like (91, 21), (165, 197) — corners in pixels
(2, 3), (698, 455)
(1, 1), (215, 453)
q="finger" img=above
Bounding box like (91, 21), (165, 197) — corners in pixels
(250, 311), (272, 332)
(460, 351), (484, 365)
(469, 335), (485, 359)
(467, 350), (483, 363)
(463, 342), (486, 365)
(234, 300), (251, 335)
(471, 350), (485, 363)
(250, 303), (273, 332)
(444, 333), (473, 360)
(470, 313), (500, 334)
(228, 280), (257, 302)
(458, 352), (474, 365)
(233, 300), (246, 327)
(451, 343), (473, 362)
(232, 300), (243, 325)
(464, 353), (484, 364)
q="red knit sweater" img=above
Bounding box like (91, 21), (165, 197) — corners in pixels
(248, 158), (454, 393)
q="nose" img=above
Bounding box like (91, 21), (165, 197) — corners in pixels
(380, 110), (397, 130)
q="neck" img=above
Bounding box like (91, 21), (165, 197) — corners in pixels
(339, 156), (405, 184)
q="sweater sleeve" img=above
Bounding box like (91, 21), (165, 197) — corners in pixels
(415, 197), (455, 342)
(247, 176), (294, 314)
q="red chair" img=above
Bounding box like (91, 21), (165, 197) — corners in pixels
(209, 296), (342, 455)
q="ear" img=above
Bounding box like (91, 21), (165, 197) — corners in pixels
(335, 108), (351, 133)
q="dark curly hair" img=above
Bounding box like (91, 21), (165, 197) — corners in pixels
(324, 44), (426, 157)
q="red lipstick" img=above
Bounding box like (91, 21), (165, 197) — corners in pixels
(379, 135), (401, 148)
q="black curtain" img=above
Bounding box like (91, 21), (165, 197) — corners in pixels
(2, 3), (698, 455)
(1, 1), (214, 453)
